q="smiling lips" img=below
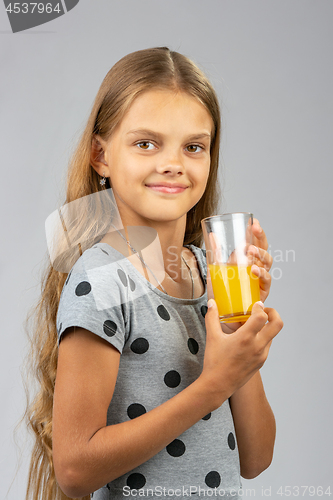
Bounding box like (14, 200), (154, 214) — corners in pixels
(145, 183), (188, 194)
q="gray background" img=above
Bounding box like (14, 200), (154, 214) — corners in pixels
(1, 1), (332, 498)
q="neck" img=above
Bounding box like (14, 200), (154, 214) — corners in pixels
(102, 216), (200, 298)
(155, 221), (187, 283)
(107, 213), (189, 284)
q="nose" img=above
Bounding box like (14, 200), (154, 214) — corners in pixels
(156, 149), (185, 176)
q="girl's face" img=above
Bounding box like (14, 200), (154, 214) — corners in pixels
(97, 89), (213, 227)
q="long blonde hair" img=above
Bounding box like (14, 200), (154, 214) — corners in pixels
(25, 47), (222, 500)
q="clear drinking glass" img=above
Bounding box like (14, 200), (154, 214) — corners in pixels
(201, 212), (260, 323)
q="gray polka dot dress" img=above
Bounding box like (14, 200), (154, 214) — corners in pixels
(57, 243), (242, 499)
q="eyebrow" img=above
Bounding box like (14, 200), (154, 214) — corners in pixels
(127, 129), (211, 142)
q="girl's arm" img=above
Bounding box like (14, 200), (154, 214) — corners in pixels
(53, 328), (225, 498)
(53, 302), (282, 498)
(229, 371), (276, 479)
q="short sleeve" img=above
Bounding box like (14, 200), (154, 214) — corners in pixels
(56, 246), (130, 354)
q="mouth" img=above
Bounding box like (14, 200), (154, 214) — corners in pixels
(145, 183), (188, 194)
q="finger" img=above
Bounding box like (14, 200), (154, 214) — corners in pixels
(206, 299), (243, 335)
(251, 265), (271, 294)
(241, 301), (268, 335)
(206, 266), (215, 302)
(248, 245), (273, 271)
(257, 307), (284, 344)
(205, 299), (223, 337)
(252, 219), (268, 251)
(208, 232), (223, 264)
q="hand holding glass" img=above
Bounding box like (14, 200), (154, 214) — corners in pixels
(202, 213), (260, 323)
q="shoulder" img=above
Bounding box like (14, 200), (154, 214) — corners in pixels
(72, 242), (126, 271)
(186, 245), (207, 283)
(188, 245), (206, 261)
(56, 243), (132, 350)
(61, 242), (135, 304)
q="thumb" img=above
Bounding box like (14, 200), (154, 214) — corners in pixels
(251, 301), (265, 314)
(205, 299), (221, 334)
(246, 301), (268, 332)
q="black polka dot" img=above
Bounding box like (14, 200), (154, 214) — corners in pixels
(205, 471), (221, 488)
(127, 403), (147, 419)
(130, 338), (149, 354)
(129, 277), (136, 291)
(75, 281), (91, 296)
(201, 305), (208, 317)
(106, 483), (110, 490)
(157, 304), (170, 321)
(164, 370), (181, 388)
(100, 248), (109, 256)
(127, 473), (146, 490)
(166, 439), (186, 457)
(103, 320), (117, 337)
(65, 271), (72, 286)
(187, 338), (199, 355)
(117, 269), (128, 287)
(228, 432), (236, 450)
(202, 412), (211, 421)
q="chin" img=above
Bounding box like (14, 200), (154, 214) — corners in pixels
(143, 211), (185, 224)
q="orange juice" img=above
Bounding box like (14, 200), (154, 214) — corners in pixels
(209, 264), (260, 323)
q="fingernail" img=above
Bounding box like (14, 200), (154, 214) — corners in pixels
(256, 301), (265, 309)
(207, 299), (215, 309)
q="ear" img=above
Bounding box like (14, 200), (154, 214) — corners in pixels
(90, 135), (110, 176)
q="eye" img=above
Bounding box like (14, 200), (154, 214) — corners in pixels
(136, 141), (155, 150)
(186, 144), (203, 153)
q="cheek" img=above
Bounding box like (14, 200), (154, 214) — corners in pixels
(195, 163), (210, 190)
(119, 154), (151, 179)
(108, 161), (136, 185)
(197, 169), (211, 201)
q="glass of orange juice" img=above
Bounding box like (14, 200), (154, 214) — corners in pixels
(201, 213), (260, 323)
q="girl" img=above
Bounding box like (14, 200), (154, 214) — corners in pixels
(26, 47), (283, 500)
